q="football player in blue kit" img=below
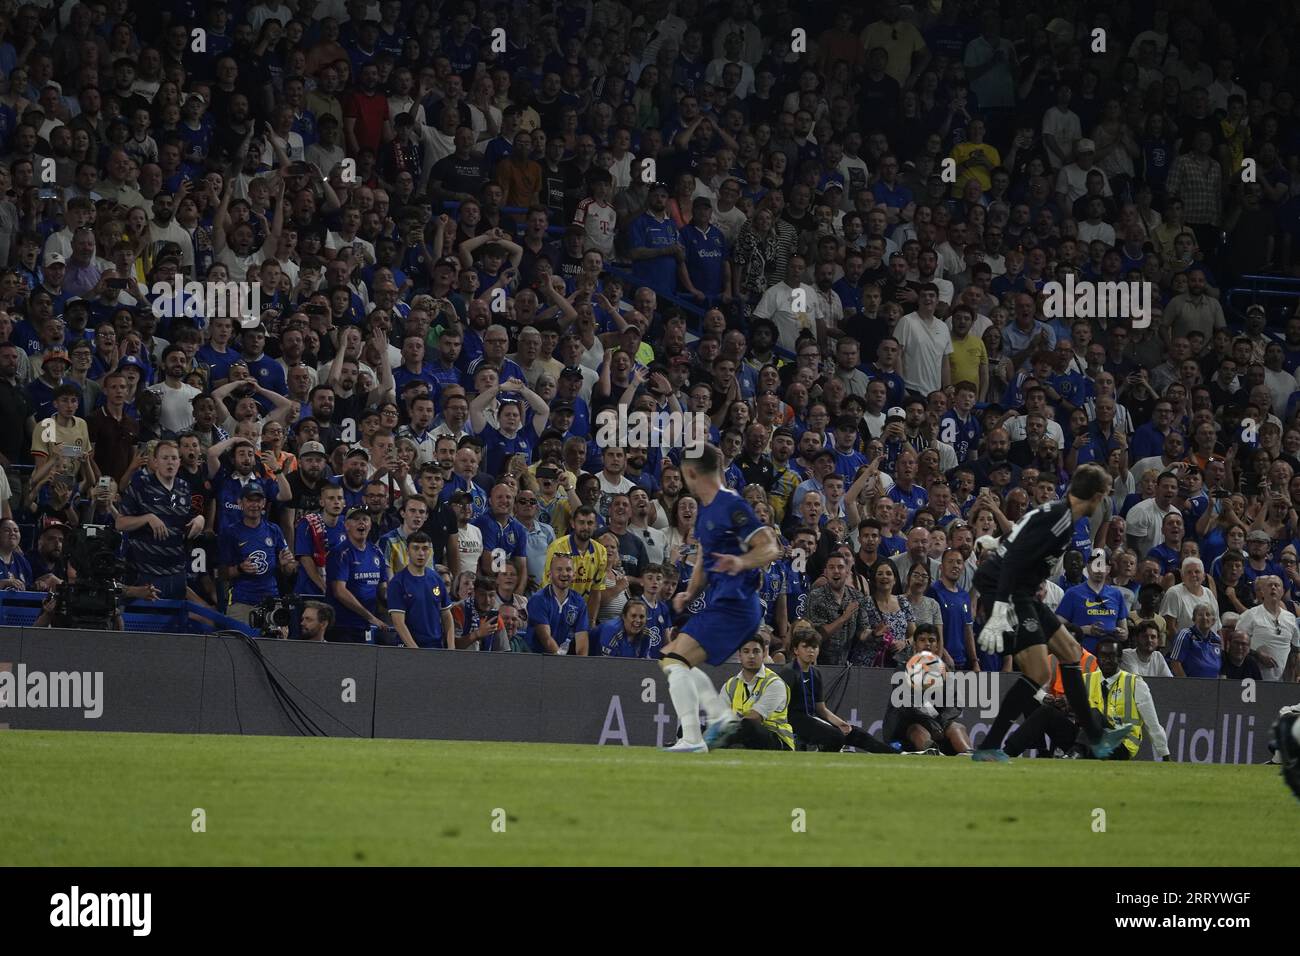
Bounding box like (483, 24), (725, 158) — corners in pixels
(662, 444), (781, 752)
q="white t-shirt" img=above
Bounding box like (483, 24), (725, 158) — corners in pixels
(1120, 648), (1174, 678)
(1235, 604), (1300, 682)
(149, 381), (201, 433)
(1041, 106), (1082, 165)
(753, 281), (824, 353)
(894, 311), (953, 395)
(1125, 497), (1178, 557)
(457, 524), (484, 578)
(631, 524), (667, 565)
(1159, 584), (1219, 632)
(1003, 414), (1066, 448)
(1077, 220), (1116, 246)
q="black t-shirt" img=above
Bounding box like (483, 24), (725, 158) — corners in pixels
(432, 152), (489, 196)
(334, 392), (368, 434)
(419, 499), (459, 567)
(780, 662), (823, 716)
(178, 465), (213, 517)
(287, 471), (327, 516)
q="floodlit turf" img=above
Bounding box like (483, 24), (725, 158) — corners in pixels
(0, 731), (1295, 866)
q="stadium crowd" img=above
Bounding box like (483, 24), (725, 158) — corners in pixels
(0, 0), (1296, 682)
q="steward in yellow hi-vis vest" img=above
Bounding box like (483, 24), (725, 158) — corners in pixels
(1085, 637), (1171, 760)
(717, 641), (796, 751)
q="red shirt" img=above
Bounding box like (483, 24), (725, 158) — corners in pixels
(345, 91), (389, 154)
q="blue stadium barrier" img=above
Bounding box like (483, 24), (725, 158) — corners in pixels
(1224, 274), (1300, 324)
(0, 591), (256, 636)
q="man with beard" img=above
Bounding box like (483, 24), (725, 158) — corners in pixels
(972, 427), (1021, 487)
(29, 522), (70, 592)
(286, 440), (332, 519)
(627, 182), (683, 297)
(344, 63), (391, 157)
(206, 435), (292, 535)
(303, 385), (342, 450)
(322, 446), (368, 512)
(149, 190), (194, 274)
(149, 345), (202, 434)
(543, 505), (608, 624)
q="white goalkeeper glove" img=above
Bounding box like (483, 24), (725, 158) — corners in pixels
(979, 600), (1017, 654)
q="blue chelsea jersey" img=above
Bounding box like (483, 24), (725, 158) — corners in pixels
(696, 488), (766, 603)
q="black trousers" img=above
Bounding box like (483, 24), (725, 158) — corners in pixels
(733, 719), (788, 751)
(1003, 704), (1077, 757)
(790, 711), (895, 753)
(1004, 706), (1133, 759)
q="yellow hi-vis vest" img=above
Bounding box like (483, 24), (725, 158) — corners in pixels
(1084, 669), (1144, 757)
(722, 667), (796, 750)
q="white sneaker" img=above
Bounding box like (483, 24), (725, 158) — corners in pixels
(664, 739), (709, 753)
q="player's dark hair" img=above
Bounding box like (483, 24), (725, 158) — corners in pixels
(685, 443), (723, 476)
(1067, 463), (1110, 501)
(913, 623), (939, 640)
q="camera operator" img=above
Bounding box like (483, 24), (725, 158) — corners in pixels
(32, 562), (161, 630)
(298, 600), (334, 642)
(115, 439), (205, 600)
(220, 484), (297, 626)
(30, 522), (70, 591)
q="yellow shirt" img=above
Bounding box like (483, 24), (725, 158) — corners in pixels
(31, 415), (92, 480)
(543, 535), (607, 597)
(860, 21), (927, 86)
(949, 332), (988, 392)
(949, 142), (1001, 197)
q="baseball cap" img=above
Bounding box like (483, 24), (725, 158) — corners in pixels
(551, 399), (575, 413)
(117, 354), (147, 374)
(886, 406), (906, 420)
(1046, 17), (1073, 39)
(559, 365), (585, 380)
(345, 446), (370, 461)
(451, 490), (474, 504)
(1247, 304), (1266, 316)
(298, 440), (327, 458)
(817, 172), (845, 194)
(239, 483), (267, 499)
(1076, 138), (1096, 152)
(44, 252), (66, 267)
(42, 347), (70, 365)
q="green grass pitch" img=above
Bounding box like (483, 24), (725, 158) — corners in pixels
(1, 731), (1296, 866)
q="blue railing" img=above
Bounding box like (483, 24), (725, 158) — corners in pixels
(1224, 274), (1300, 325)
(0, 592), (256, 636)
